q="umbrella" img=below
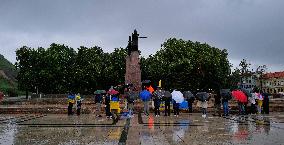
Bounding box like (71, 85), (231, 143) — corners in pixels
(196, 92), (209, 101)
(68, 94), (75, 100)
(163, 91), (172, 98)
(241, 88), (252, 98)
(171, 90), (184, 103)
(220, 89), (232, 100)
(94, 90), (101, 95)
(107, 89), (119, 95)
(147, 85), (155, 94)
(139, 90), (152, 101)
(183, 91), (194, 100)
(232, 90), (248, 103)
(142, 80), (151, 84)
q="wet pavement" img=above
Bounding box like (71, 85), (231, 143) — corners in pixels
(0, 113), (284, 145)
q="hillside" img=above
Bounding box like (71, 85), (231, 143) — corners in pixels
(0, 54), (18, 95)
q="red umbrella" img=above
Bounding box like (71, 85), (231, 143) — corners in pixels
(232, 90), (248, 103)
(107, 89), (119, 95)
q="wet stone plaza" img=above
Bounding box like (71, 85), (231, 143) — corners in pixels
(0, 113), (284, 145)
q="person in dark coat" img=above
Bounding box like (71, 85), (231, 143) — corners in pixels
(213, 90), (222, 116)
(187, 97), (194, 113)
(104, 94), (112, 118)
(173, 100), (179, 117)
(153, 87), (163, 117)
(262, 92), (269, 114)
(67, 93), (75, 115)
(76, 94), (82, 116)
(95, 93), (103, 117)
(163, 91), (172, 116)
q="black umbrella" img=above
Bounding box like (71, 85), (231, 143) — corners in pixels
(241, 88), (252, 98)
(183, 91), (194, 99)
(196, 92), (209, 101)
(163, 91), (172, 98)
(220, 89), (232, 100)
(142, 80), (151, 84)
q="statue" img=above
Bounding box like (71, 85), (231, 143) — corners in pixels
(127, 29), (139, 55)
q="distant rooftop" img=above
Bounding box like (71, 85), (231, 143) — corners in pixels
(263, 71), (284, 79)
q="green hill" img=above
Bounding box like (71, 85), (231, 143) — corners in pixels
(0, 54), (18, 96)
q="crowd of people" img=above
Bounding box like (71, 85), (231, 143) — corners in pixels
(66, 85), (270, 118)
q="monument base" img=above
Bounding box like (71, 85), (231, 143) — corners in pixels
(125, 51), (141, 92)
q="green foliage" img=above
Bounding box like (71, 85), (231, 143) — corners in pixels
(16, 38), (232, 94)
(141, 38), (231, 91)
(16, 44), (127, 94)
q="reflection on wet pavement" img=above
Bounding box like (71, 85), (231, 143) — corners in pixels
(0, 113), (283, 145)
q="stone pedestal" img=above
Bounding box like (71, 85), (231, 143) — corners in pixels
(125, 51), (141, 92)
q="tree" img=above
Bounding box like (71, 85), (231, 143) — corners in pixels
(141, 38), (231, 92)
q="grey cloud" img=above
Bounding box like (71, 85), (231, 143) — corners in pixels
(0, 0), (283, 72)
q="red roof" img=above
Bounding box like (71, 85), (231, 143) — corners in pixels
(263, 71), (284, 79)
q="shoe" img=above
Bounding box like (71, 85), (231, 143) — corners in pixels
(174, 115), (176, 117)
(177, 115), (179, 117)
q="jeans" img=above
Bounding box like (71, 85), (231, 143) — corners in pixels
(223, 102), (229, 116)
(143, 101), (149, 115)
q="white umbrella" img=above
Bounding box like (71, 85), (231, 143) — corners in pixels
(171, 90), (184, 103)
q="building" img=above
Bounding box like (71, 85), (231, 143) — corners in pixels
(260, 71), (284, 94)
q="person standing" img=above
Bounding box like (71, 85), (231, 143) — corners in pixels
(173, 100), (179, 117)
(163, 91), (172, 116)
(104, 94), (112, 118)
(256, 91), (263, 114)
(262, 92), (269, 114)
(153, 87), (163, 117)
(126, 87), (136, 117)
(76, 94), (82, 116)
(67, 93), (75, 115)
(139, 87), (152, 116)
(249, 93), (257, 114)
(213, 92), (222, 116)
(200, 100), (208, 118)
(95, 93), (103, 117)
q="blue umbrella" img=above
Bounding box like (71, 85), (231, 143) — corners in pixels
(68, 94), (75, 100)
(139, 90), (152, 101)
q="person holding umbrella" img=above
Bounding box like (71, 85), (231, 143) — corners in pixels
(153, 87), (163, 117)
(196, 91), (209, 118)
(172, 90), (184, 117)
(163, 91), (172, 116)
(183, 91), (195, 113)
(220, 89), (232, 116)
(139, 87), (152, 116)
(67, 93), (75, 115)
(126, 87), (137, 117)
(94, 90), (103, 117)
(262, 92), (269, 114)
(232, 89), (248, 115)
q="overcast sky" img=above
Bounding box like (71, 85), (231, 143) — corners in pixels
(0, 0), (283, 72)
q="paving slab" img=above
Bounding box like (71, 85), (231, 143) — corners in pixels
(0, 113), (283, 145)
